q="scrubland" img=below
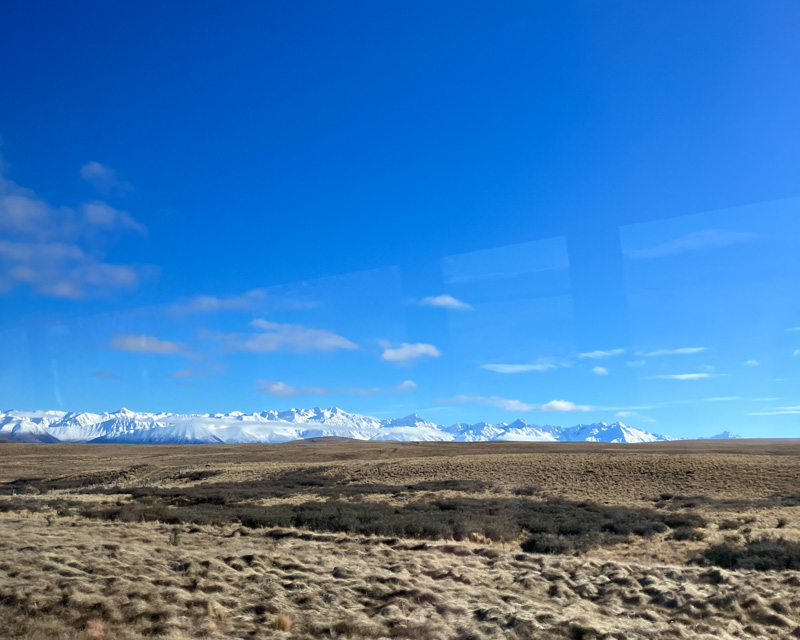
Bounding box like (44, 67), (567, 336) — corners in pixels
(1, 439), (799, 639)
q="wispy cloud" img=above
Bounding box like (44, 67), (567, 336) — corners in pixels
(169, 362), (227, 380)
(614, 411), (655, 423)
(440, 395), (590, 412)
(480, 361), (557, 374)
(627, 229), (756, 259)
(787, 327), (800, 332)
(441, 395), (535, 412)
(745, 360), (759, 366)
(171, 289), (316, 315)
(169, 369), (196, 379)
(380, 342), (441, 364)
(747, 406), (800, 416)
(417, 294), (472, 310)
(80, 161), (132, 195)
(108, 334), (192, 357)
(592, 366), (609, 376)
(705, 396), (739, 402)
(92, 369), (119, 380)
(579, 349), (624, 359)
(637, 347), (706, 357)
(627, 359), (647, 368)
(654, 373), (711, 380)
(255, 379), (417, 397)
(217, 319), (358, 353)
(0, 156), (151, 298)
(255, 380), (328, 397)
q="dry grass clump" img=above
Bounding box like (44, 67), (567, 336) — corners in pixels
(273, 612), (292, 630)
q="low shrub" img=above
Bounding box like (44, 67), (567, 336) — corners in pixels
(671, 527), (705, 541)
(704, 536), (800, 571)
(520, 533), (577, 555)
(74, 494), (702, 552)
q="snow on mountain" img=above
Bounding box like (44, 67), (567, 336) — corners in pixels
(561, 422), (671, 444)
(703, 431), (741, 440)
(0, 411), (62, 443)
(491, 419), (563, 442)
(0, 407), (676, 444)
(442, 421), (508, 442)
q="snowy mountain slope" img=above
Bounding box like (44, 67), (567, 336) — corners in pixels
(0, 407), (674, 444)
(561, 422), (671, 444)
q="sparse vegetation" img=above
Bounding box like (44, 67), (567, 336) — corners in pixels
(1, 440), (799, 638)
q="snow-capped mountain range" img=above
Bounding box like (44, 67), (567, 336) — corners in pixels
(0, 407), (737, 444)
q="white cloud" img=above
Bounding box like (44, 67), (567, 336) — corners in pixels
(579, 349), (624, 359)
(626, 359), (647, 367)
(255, 380), (312, 397)
(381, 342), (441, 363)
(256, 379), (417, 397)
(637, 347), (707, 357)
(439, 395), (589, 412)
(220, 320), (358, 353)
(745, 360), (759, 366)
(171, 289), (316, 314)
(748, 406), (800, 416)
(82, 201), (145, 235)
(655, 373), (711, 380)
(80, 161), (131, 195)
(539, 400), (590, 412)
(108, 334), (191, 356)
(705, 397), (739, 402)
(592, 366), (609, 376)
(787, 327), (800, 332)
(418, 294), (472, 310)
(0, 160), (150, 298)
(0, 240), (147, 298)
(627, 229), (756, 260)
(794, 350), (800, 357)
(480, 362), (557, 374)
(92, 369), (119, 380)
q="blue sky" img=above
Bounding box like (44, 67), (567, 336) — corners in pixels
(1, 1), (799, 437)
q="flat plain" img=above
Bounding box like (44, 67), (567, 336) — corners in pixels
(1, 439), (799, 639)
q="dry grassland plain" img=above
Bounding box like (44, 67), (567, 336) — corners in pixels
(1, 439), (799, 639)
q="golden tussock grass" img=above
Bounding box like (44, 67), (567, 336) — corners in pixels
(0, 440), (799, 638)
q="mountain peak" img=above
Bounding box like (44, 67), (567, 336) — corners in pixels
(705, 431), (741, 440)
